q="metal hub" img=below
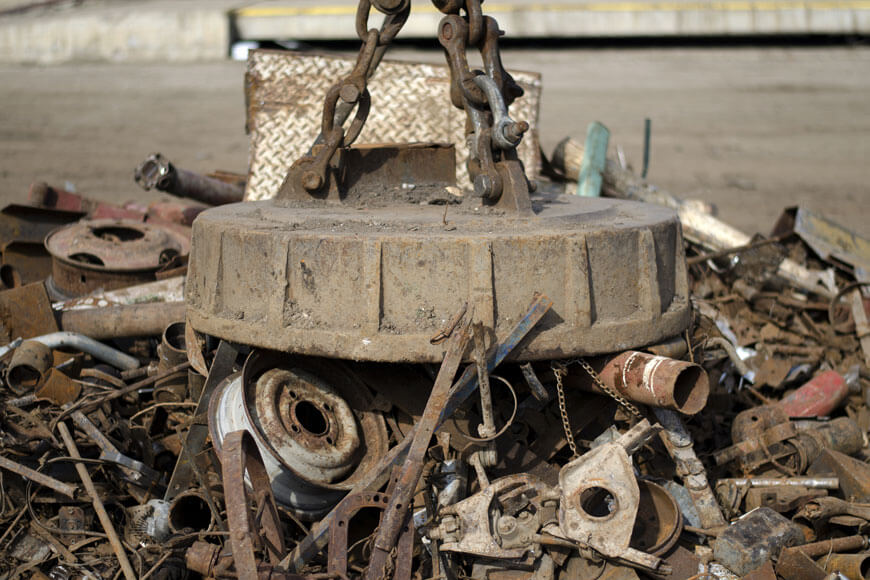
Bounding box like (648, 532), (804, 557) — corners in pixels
(208, 352), (389, 519)
(186, 193), (690, 362)
(45, 218), (189, 297)
(256, 368), (361, 483)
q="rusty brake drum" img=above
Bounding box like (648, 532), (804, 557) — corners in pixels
(45, 219), (189, 298)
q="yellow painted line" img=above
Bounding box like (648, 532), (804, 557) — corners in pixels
(237, 0), (870, 17)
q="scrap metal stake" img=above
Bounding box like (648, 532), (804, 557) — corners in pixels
(365, 313), (472, 580)
(57, 421), (137, 580)
(282, 292), (553, 572)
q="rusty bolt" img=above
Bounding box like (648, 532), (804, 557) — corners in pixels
(339, 84), (361, 104)
(302, 171), (323, 192)
(502, 121), (529, 145)
(497, 515), (517, 536)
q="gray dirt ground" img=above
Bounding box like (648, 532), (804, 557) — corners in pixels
(0, 46), (867, 237)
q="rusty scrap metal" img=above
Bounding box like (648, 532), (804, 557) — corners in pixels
(44, 218), (190, 298)
(134, 152), (245, 206)
(0, 454), (77, 498)
(221, 429), (285, 578)
(366, 310), (470, 579)
(58, 301), (186, 339)
(6, 339), (53, 394)
(712, 507), (806, 576)
(56, 421), (137, 580)
(283, 293), (553, 572)
(562, 351), (710, 415)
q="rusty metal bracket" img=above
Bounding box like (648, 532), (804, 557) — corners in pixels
(222, 429), (285, 577)
(328, 491), (414, 580)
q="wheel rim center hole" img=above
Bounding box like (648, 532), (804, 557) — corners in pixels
(293, 400), (329, 436)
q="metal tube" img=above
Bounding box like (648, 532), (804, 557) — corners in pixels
(818, 553), (870, 580)
(57, 422), (137, 580)
(572, 351), (710, 415)
(29, 331), (139, 370)
(60, 302), (186, 339)
(721, 477), (839, 489)
(6, 340), (53, 394)
(168, 490), (216, 534)
(783, 536), (868, 559)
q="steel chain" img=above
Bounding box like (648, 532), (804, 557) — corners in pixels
(292, 0), (411, 193)
(436, 0), (529, 201)
(552, 362), (580, 459)
(552, 358), (645, 441)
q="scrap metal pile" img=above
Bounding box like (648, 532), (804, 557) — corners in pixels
(2, 1), (870, 579)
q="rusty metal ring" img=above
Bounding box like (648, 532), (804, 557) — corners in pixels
(372, 0), (409, 15)
(453, 374), (518, 443)
(221, 429), (285, 577)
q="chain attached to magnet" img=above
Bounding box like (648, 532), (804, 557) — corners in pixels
(551, 358), (645, 460)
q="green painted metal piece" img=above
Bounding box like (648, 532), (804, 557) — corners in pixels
(576, 122), (610, 197)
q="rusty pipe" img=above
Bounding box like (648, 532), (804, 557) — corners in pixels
(134, 153), (244, 206)
(29, 332), (139, 370)
(567, 351), (709, 415)
(783, 536), (868, 559)
(817, 553), (870, 580)
(168, 490), (215, 534)
(154, 321), (189, 402)
(6, 340), (52, 394)
(60, 302), (186, 339)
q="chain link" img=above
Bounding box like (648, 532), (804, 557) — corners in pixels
(551, 358), (645, 459)
(284, 0), (532, 208)
(552, 362), (579, 459)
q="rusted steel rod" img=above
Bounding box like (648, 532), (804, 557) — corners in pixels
(60, 302), (186, 339)
(134, 153), (244, 206)
(366, 315), (471, 579)
(782, 535), (867, 559)
(721, 477), (839, 489)
(0, 454), (77, 498)
(57, 421), (137, 580)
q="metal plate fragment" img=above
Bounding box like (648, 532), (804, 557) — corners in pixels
(244, 49), (541, 200)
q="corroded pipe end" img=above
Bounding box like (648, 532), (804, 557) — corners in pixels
(7, 340), (53, 395)
(590, 351), (710, 415)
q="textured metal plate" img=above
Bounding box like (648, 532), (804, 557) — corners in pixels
(244, 49), (542, 201)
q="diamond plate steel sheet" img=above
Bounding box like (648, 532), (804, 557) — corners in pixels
(244, 49), (542, 201)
